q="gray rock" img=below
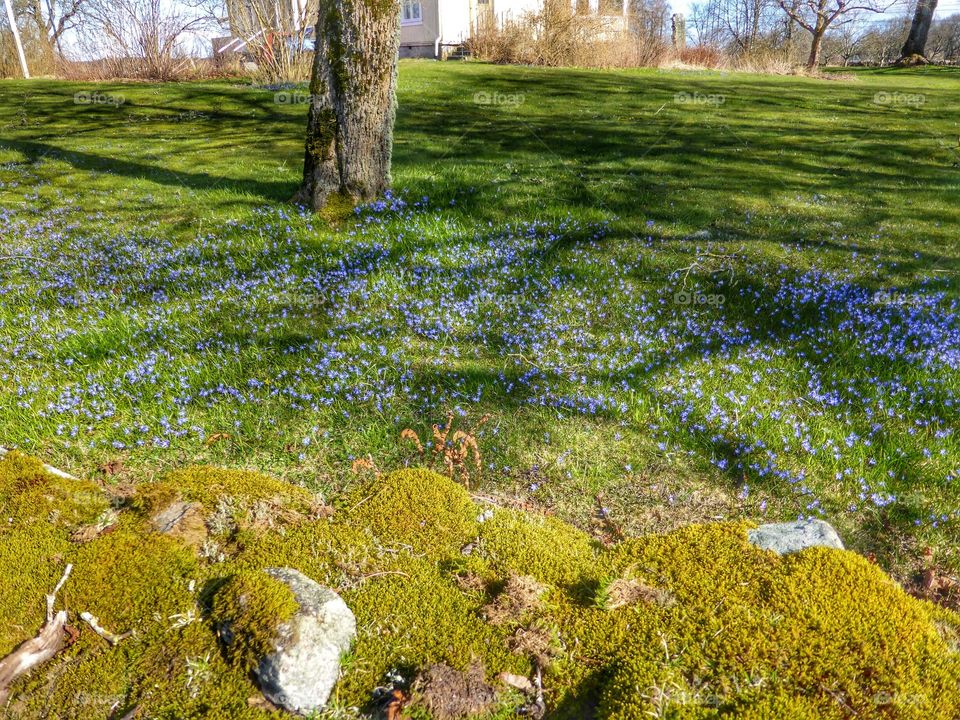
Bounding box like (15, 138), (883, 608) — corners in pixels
(748, 519), (844, 555)
(256, 567), (356, 715)
(150, 500), (208, 548)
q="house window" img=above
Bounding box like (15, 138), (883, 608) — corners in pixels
(402, 0), (422, 24)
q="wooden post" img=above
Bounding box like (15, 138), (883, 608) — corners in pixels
(3, 0), (30, 78)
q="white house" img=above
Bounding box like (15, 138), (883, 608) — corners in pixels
(399, 0), (630, 58)
(220, 0), (629, 62)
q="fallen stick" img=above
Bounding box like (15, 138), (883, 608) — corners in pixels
(0, 446), (78, 480)
(0, 564), (73, 704)
(80, 613), (133, 646)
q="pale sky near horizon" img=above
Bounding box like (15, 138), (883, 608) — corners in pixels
(54, 0), (960, 58)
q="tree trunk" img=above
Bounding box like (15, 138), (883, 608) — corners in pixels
(295, 0), (402, 212)
(900, 0), (938, 59)
(806, 28), (824, 69)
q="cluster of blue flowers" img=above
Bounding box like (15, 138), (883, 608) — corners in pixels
(1, 187), (957, 534)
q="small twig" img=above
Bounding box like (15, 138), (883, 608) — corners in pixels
(0, 446), (78, 480)
(347, 492), (376, 514)
(79, 612), (133, 646)
(46, 564), (73, 623)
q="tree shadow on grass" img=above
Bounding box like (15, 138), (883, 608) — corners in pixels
(0, 138), (291, 201)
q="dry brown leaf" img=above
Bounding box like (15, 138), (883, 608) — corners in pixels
(383, 688), (409, 720)
(205, 433), (231, 447)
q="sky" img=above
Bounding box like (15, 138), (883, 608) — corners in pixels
(40, 0), (960, 60)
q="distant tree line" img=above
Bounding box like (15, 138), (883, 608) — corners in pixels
(690, 0), (960, 66)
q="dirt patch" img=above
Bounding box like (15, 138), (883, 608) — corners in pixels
(603, 577), (675, 610)
(483, 573), (545, 624)
(508, 624), (557, 667)
(905, 557), (960, 613)
(452, 571), (486, 595)
(411, 662), (498, 720)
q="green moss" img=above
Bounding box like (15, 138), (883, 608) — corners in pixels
(2, 459), (960, 719)
(0, 525), (72, 655)
(157, 466), (317, 511)
(210, 570), (299, 671)
(70, 518), (201, 630)
(0, 449), (108, 527)
(0, 450), (48, 492)
(132, 466), (321, 540)
(338, 556), (525, 703)
(0, 451), (110, 655)
(589, 525), (960, 719)
(478, 508), (600, 588)
(345, 468), (480, 559)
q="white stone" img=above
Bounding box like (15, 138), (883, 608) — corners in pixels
(256, 567), (356, 715)
(748, 519), (844, 555)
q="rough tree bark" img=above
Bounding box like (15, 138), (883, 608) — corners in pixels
(900, 0), (938, 59)
(294, 0), (402, 212)
(807, 23), (826, 68)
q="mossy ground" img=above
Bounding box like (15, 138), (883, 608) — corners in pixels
(1, 451), (959, 719)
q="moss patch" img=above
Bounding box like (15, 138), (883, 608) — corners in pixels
(1, 456), (959, 719)
(210, 570), (299, 671)
(344, 468), (480, 559)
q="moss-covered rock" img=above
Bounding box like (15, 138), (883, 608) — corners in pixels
(1, 455), (958, 719)
(210, 570), (299, 671)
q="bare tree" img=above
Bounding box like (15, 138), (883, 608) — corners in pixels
(295, 0), (401, 211)
(899, 0), (937, 59)
(777, 0), (897, 68)
(821, 15), (873, 63)
(926, 11), (960, 61)
(81, 0), (213, 78)
(855, 14), (909, 63)
(223, 0), (317, 81)
(22, 0), (85, 57)
(721, 0), (776, 51)
(630, 0), (671, 42)
(690, 0), (784, 54)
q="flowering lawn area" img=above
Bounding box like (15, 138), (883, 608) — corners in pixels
(1, 62), (958, 582)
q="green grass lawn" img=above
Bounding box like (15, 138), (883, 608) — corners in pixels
(1, 62), (958, 583)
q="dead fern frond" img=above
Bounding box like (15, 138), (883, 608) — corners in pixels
(400, 428), (425, 455)
(351, 457), (381, 479)
(432, 411), (455, 452)
(399, 412), (490, 489)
